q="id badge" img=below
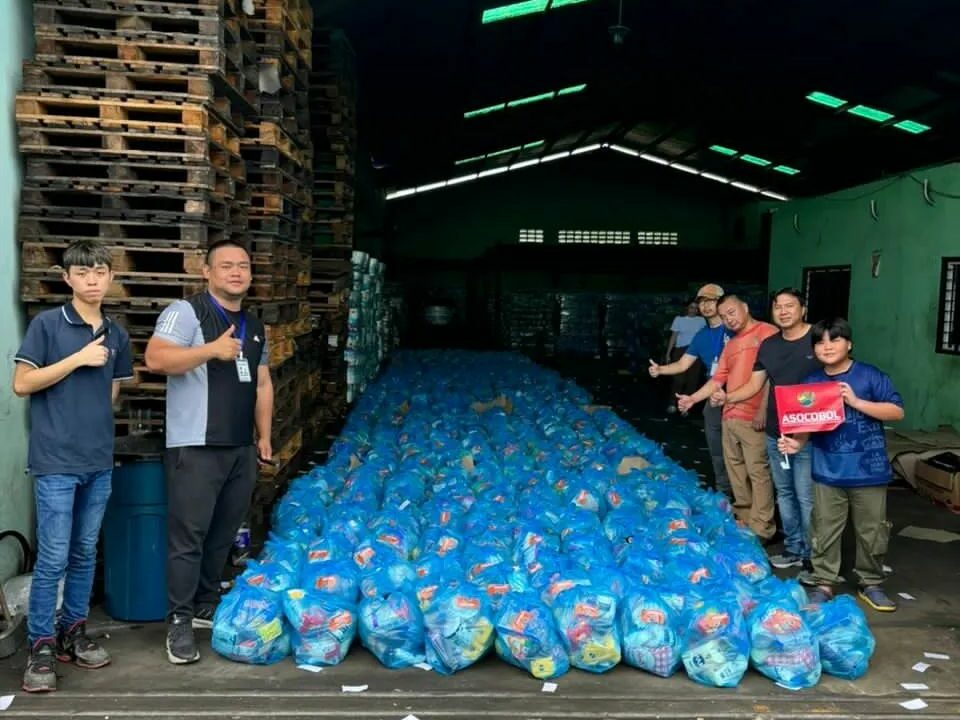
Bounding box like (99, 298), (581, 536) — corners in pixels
(236, 356), (252, 383)
(710, 360), (718, 376)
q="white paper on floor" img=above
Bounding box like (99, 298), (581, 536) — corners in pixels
(401, 715), (421, 720)
(342, 685), (369, 693)
(912, 662), (930, 673)
(901, 683), (929, 691)
(924, 652), (950, 660)
(883, 564), (893, 573)
(900, 699), (928, 710)
(542, 682), (558, 693)
(0, 696), (13, 711)
(297, 664), (323, 673)
(899, 592), (917, 600)
(898, 526), (960, 543)
(414, 662), (432, 671)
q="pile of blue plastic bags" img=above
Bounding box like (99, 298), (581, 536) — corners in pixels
(212, 350), (875, 688)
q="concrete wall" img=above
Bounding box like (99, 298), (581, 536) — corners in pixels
(768, 163), (960, 432)
(0, 0), (32, 581)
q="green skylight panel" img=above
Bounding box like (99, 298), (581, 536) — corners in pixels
(846, 104), (894, 122)
(550, 0), (593, 6)
(455, 154), (486, 166)
(806, 91), (846, 108)
(507, 91), (555, 107)
(522, 140), (545, 149)
(482, 0), (548, 24)
(893, 119), (931, 134)
(773, 165), (800, 175)
(740, 154), (771, 167)
(464, 102), (506, 119)
(709, 144), (737, 156)
(487, 144), (523, 158)
(557, 83), (587, 96)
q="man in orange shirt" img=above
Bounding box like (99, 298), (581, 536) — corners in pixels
(678, 294), (778, 540)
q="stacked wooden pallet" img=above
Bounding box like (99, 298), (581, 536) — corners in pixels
(16, 0), (259, 454)
(302, 29), (357, 444)
(242, 0), (315, 487)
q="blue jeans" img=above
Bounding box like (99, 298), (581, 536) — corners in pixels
(765, 436), (814, 558)
(28, 470), (112, 644)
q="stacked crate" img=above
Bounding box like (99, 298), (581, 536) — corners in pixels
(303, 29), (358, 448)
(16, 0), (258, 454)
(242, 0), (315, 507)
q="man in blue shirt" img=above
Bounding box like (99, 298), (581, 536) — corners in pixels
(779, 318), (903, 613)
(13, 240), (133, 692)
(649, 283), (732, 493)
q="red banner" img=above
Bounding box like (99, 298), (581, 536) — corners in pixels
(775, 382), (846, 434)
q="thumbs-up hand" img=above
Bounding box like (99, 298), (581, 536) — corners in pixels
(648, 359), (661, 378)
(209, 324), (243, 361)
(76, 334), (109, 367)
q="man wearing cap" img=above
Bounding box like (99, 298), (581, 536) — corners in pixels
(649, 283), (732, 493)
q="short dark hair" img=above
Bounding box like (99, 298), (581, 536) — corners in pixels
(63, 239), (112, 271)
(771, 287), (805, 306)
(717, 293), (741, 308)
(811, 317), (852, 344)
(205, 239), (251, 264)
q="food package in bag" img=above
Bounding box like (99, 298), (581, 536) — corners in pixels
(619, 586), (682, 677)
(283, 588), (357, 667)
(212, 585), (291, 665)
(802, 595), (875, 680)
(358, 592), (426, 669)
(422, 587), (495, 675)
(749, 598), (821, 689)
(494, 592), (570, 679)
(681, 600), (749, 688)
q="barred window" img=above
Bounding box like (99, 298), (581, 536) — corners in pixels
(558, 230), (630, 245)
(936, 258), (960, 355)
(518, 228), (544, 243)
(637, 231), (679, 246)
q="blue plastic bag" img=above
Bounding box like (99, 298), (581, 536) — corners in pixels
(358, 592), (426, 669)
(212, 585), (291, 665)
(551, 585), (621, 673)
(749, 598), (821, 689)
(422, 587), (495, 675)
(283, 589), (357, 666)
(301, 560), (360, 603)
(494, 592), (570, 680)
(802, 595), (875, 680)
(681, 600), (750, 688)
(619, 586), (682, 677)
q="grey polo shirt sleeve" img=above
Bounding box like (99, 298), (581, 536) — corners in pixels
(153, 300), (200, 347)
(113, 326), (134, 380)
(260, 334), (269, 366)
(15, 315), (49, 368)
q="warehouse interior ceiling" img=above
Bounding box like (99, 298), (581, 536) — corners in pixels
(315, 0), (960, 198)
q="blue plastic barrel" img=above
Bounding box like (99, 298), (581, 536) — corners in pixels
(102, 460), (167, 622)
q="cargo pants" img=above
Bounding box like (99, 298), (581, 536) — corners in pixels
(721, 419), (776, 540)
(809, 482), (891, 588)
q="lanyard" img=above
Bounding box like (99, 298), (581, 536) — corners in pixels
(208, 293), (246, 345)
(712, 326), (726, 364)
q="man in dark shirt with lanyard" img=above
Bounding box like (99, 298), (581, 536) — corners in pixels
(145, 240), (274, 664)
(649, 283), (732, 494)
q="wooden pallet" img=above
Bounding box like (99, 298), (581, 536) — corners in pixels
(261, 428), (304, 478)
(39, 0), (245, 16)
(34, 33), (241, 74)
(242, 120), (310, 161)
(25, 157), (237, 198)
(22, 62), (256, 127)
(20, 189), (231, 224)
(19, 215), (227, 246)
(18, 128), (243, 176)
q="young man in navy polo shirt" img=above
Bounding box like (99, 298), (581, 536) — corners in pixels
(13, 240), (133, 693)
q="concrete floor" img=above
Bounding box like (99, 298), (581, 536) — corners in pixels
(2, 365), (959, 718)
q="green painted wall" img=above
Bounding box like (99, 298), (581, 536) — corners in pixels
(768, 163), (960, 432)
(388, 152), (759, 260)
(0, 0), (33, 581)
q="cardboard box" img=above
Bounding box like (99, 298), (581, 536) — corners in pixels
(915, 452), (960, 508)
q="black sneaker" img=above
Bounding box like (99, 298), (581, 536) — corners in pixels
(768, 552), (804, 569)
(57, 620), (111, 669)
(22, 639), (57, 693)
(192, 605), (216, 630)
(166, 614), (200, 665)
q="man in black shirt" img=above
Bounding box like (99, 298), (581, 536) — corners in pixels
(724, 288), (821, 569)
(145, 240), (274, 664)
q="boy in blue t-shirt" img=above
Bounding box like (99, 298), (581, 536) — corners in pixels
(778, 318), (904, 612)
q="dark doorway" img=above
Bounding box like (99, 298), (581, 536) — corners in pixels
(803, 265), (851, 323)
